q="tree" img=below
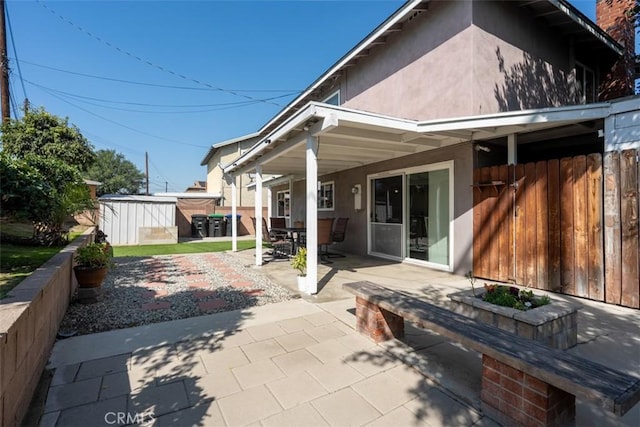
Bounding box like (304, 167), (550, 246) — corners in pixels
(0, 107), (97, 246)
(0, 152), (50, 223)
(0, 153), (95, 245)
(86, 149), (145, 196)
(1, 107), (96, 171)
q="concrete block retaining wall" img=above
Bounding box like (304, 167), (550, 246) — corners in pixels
(0, 228), (95, 427)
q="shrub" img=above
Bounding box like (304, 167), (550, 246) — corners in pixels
(75, 243), (114, 269)
(291, 247), (307, 276)
(482, 284), (550, 311)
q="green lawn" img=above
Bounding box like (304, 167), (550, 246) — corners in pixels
(1, 244), (67, 298)
(0, 234), (256, 299)
(0, 229), (86, 299)
(113, 240), (256, 257)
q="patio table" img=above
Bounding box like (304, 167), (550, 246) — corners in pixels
(271, 227), (306, 254)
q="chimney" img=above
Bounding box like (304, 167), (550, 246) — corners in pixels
(596, 0), (636, 100)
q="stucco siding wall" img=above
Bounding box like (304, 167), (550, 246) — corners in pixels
(329, 0), (580, 121)
(341, 0), (475, 121)
(205, 138), (270, 207)
(206, 153), (224, 200)
(471, 1), (578, 113)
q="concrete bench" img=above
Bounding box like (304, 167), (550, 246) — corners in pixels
(343, 281), (640, 427)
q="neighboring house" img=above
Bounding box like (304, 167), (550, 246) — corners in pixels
(185, 180), (207, 193)
(74, 179), (102, 226)
(201, 133), (277, 207)
(211, 0), (638, 306)
(83, 179), (102, 200)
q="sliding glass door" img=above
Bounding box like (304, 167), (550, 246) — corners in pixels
(369, 162), (452, 269)
(406, 168), (449, 266)
(370, 175), (403, 258)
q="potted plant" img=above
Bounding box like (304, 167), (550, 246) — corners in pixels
(73, 242), (114, 288)
(291, 247), (307, 292)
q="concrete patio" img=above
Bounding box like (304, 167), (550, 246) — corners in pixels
(36, 249), (640, 426)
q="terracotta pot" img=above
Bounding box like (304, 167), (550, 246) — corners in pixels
(73, 265), (108, 288)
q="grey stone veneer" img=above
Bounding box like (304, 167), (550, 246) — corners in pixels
(448, 289), (580, 350)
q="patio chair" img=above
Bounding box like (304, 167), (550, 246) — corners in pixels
(270, 217), (286, 229)
(270, 217), (288, 240)
(327, 217), (349, 258)
(250, 217), (292, 260)
(318, 217), (335, 263)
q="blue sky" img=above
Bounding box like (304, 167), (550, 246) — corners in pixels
(5, 0), (601, 192)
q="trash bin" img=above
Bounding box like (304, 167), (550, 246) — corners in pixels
(225, 214), (242, 236)
(208, 214), (225, 237)
(191, 214), (208, 238)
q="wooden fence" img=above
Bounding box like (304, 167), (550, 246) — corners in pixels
(472, 150), (639, 308)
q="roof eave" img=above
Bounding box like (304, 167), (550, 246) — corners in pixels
(549, 0), (624, 56)
(416, 102), (612, 132)
(253, 0), (426, 137)
(200, 132), (261, 166)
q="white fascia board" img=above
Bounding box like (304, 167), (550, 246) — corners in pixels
(214, 132), (261, 148)
(314, 104), (416, 131)
(247, 175), (290, 189)
(416, 103), (611, 133)
(609, 95), (640, 115)
(254, 0), (424, 135)
(549, 0), (623, 56)
(222, 105), (319, 174)
(200, 132), (261, 165)
(263, 175), (294, 187)
(223, 103), (423, 175)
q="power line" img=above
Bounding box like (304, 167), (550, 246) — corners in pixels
(4, 2), (26, 102)
(148, 158), (171, 186)
(81, 130), (146, 158)
(39, 87), (211, 149)
(17, 59), (301, 93)
(37, 0), (288, 108)
(23, 78), (296, 110)
(25, 79), (291, 115)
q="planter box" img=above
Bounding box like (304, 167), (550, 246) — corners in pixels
(448, 289), (580, 350)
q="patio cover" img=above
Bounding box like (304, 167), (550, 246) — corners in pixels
(222, 101), (612, 294)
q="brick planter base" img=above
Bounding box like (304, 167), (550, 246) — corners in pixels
(482, 355), (575, 427)
(355, 297), (404, 342)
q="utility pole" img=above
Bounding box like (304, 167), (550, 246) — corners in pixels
(0, 0), (10, 122)
(145, 151), (149, 195)
(165, 181), (168, 192)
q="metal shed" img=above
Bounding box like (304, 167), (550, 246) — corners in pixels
(99, 195), (178, 245)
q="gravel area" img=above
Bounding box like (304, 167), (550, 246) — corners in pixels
(59, 252), (295, 336)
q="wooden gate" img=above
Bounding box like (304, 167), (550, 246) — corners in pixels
(472, 150), (639, 308)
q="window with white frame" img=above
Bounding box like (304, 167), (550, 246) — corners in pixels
(276, 190), (290, 218)
(323, 90), (340, 106)
(318, 181), (334, 211)
(575, 62), (596, 104)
